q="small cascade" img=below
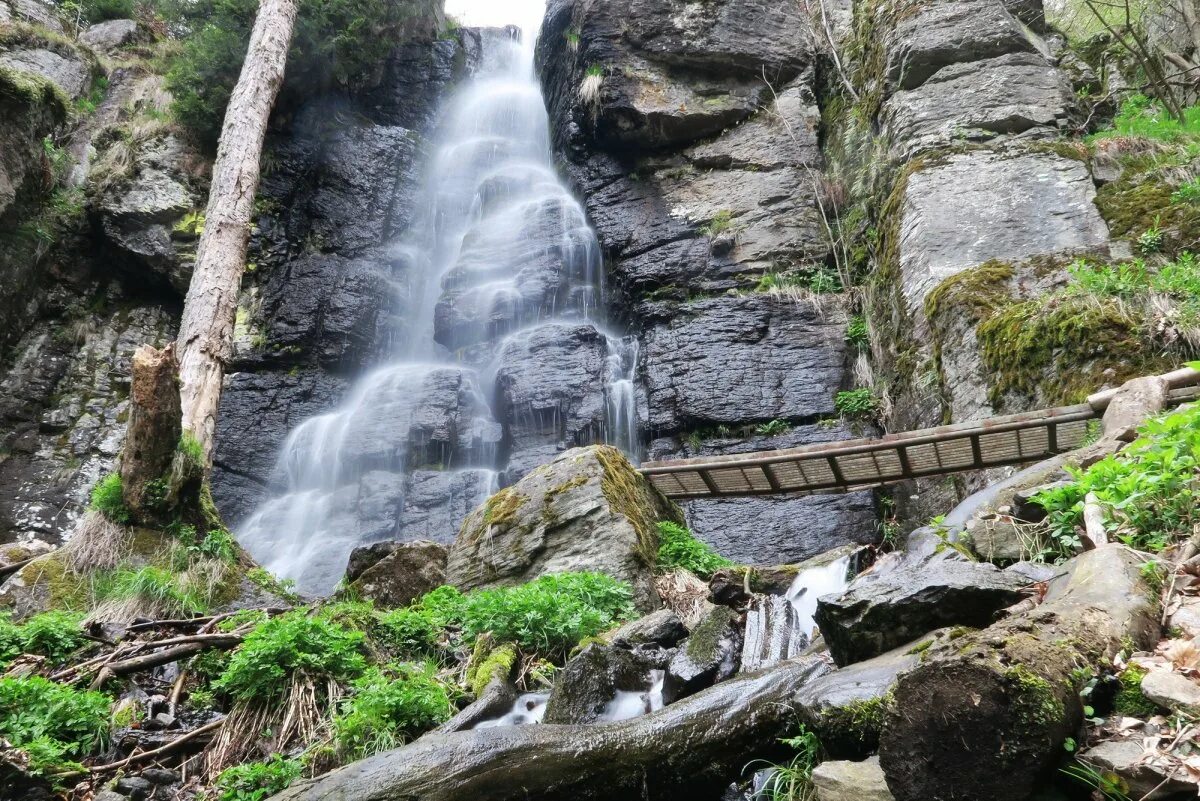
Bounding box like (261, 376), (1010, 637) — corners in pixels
(474, 693), (549, 728)
(598, 669), (665, 722)
(740, 553), (855, 672)
(236, 14), (640, 594)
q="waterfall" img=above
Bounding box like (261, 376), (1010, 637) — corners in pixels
(236, 15), (638, 595)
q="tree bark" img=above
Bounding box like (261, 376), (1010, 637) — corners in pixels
(271, 657), (829, 801)
(879, 546), (1160, 801)
(176, 0), (297, 463)
(120, 344), (181, 520)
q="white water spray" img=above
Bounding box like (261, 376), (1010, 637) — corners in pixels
(237, 18), (638, 594)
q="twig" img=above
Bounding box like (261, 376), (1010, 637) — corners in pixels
(90, 635), (243, 689)
(87, 718), (225, 775)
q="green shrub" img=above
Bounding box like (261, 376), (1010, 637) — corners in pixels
(72, 0), (136, 22)
(1034, 401), (1200, 556)
(845, 315), (869, 349)
(1172, 177), (1200, 204)
(756, 725), (822, 801)
(213, 754), (302, 801)
(1090, 95), (1200, 142)
(834, 388), (879, 418)
(0, 676), (111, 776)
(0, 614), (22, 667)
(755, 418), (792, 437)
(332, 663), (453, 758)
(17, 611), (88, 665)
(456, 573), (634, 660)
(374, 606), (444, 657)
(214, 610), (367, 701)
(89, 473), (130, 524)
(656, 521), (734, 578)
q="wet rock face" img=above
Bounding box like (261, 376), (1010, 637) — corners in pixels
(210, 34), (474, 526)
(346, 539), (448, 609)
(664, 605), (742, 702)
(543, 643), (654, 724)
(447, 446), (678, 610)
(814, 552), (1030, 666)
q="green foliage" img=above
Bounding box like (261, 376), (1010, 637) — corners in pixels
(374, 606), (445, 658)
(1113, 666), (1159, 718)
(93, 565), (209, 617)
(845, 315), (869, 349)
(700, 209), (734, 236)
(166, 0), (438, 146)
(213, 754), (302, 801)
(89, 473), (130, 524)
(1137, 223), (1164, 254)
(214, 610), (367, 701)
(458, 573), (634, 659)
(585, 63), (604, 77)
(1172, 177), (1200, 204)
(757, 726), (822, 801)
(0, 676), (111, 777)
(1033, 403), (1200, 555)
(655, 521), (734, 578)
(755, 418), (792, 437)
(834, 388), (879, 418)
(1061, 762), (1130, 801)
(757, 267), (842, 294)
(61, 0), (135, 23)
(332, 663), (453, 759)
(15, 611), (88, 666)
(1090, 95), (1200, 143)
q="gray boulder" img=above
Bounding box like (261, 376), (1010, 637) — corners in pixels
(814, 553), (1030, 665)
(0, 46), (90, 99)
(346, 540), (448, 609)
(80, 19), (141, 53)
(446, 446), (680, 610)
(610, 609), (688, 649)
(664, 605), (742, 702)
(812, 757), (894, 801)
(1080, 739), (1196, 800)
(1140, 670), (1200, 713)
(543, 643), (655, 724)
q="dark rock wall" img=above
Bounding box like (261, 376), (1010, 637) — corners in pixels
(535, 0), (878, 565)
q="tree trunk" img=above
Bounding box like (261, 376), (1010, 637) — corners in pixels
(120, 344), (181, 520)
(879, 546), (1160, 801)
(175, 0), (297, 463)
(271, 657), (830, 801)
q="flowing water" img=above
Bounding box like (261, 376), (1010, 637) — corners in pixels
(237, 15), (637, 595)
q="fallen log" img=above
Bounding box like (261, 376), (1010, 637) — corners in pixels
(90, 634), (243, 688)
(272, 657), (830, 801)
(879, 546), (1159, 801)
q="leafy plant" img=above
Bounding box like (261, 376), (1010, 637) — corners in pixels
(0, 676), (111, 777)
(834, 388), (879, 418)
(1137, 222), (1164, 254)
(845, 315), (868, 349)
(755, 418), (792, 437)
(755, 725), (822, 801)
(455, 573), (634, 660)
(213, 754), (302, 801)
(700, 209), (734, 236)
(332, 663), (454, 759)
(1033, 402), (1200, 556)
(89, 473), (130, 524)
(1172, 176), (1200, 204)
(16, 611), (88, 666)
(656, 521), (734, 578)
(214, 610), (367, 701)
(1090, 95), (1200, 143)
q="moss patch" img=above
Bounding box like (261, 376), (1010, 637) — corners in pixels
(593, 445), (680, 566)
(817, 693), (892, 750)
(466, 642), (518, 697)
(1114, 666), (1159, 718)
(1006, 664), (1065, 731)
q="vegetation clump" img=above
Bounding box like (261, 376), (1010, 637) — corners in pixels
(656, 521), (734, 578)
(1034, 401), (1200, 555)
(0, 676), (111, 778)
(834, 388), (880, 418)
(1112, 665), (1160, 718)
(332, 663), (454, 759)
(89, 473), (131, 524)
(213, 754), (302, 801)
(3, 611), (88, 667)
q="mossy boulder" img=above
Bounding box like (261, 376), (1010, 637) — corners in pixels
(446, 446), (681, 610)
(543, 643), (652, 724)
(345, 540), (447, 610)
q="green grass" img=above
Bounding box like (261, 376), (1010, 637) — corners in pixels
(656, 521), (735, 578)
(332, 663), (454, 759)
(0, 676), (111, 778)
(89, 473), (130, 524)
(93, 565), (210, 617)
(1034, 400), (1200, 557)
(1090, 95), (1200, 143)
(834, 388), (879, 418)
(755, 726), (822, 801)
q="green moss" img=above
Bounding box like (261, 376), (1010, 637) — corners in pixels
(481, 487), (528, 529)
(1114, 666), (1160, 718)
(1096, 173), (1200, 253)
(817, 694), (891, 748)
(924, 260), (1016, 324)
(1005, 665), (1064, 730)
(466, 643), (518, 697)
(594, 445), (678, 566)
(686, 607), (737, 661)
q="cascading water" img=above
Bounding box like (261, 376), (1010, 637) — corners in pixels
(236, 11), (638, 595)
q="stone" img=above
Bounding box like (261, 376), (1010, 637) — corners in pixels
(898, 151), (1109, 314)
(1081, 739), (1197, 800)
(1140, 670), (1200, 713)
(812, 757), (894, 801)
(6, 0), (63, 31)
(882, 52), (1072, 158)
(543, 643), (655, 724)
(643, 294), (847, 431)
(814, 553), (1030, 665)
(95, 791), (125, 801)
(115, 776), (154, 799)
(447, 446), (679, 610)
(348, 540), (448, 609)
(80, 19), (141, 53)
(0, 47), (91, 99)
(1166, 595), (1200, 639)
(610, 609), (688, 649)
(1101, 375), (1170, 441)
(139, 767), (180, 785)
(345, 541), (399, 583)
(966, 516), (1032, 562)
(664, 605), (742, 702)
